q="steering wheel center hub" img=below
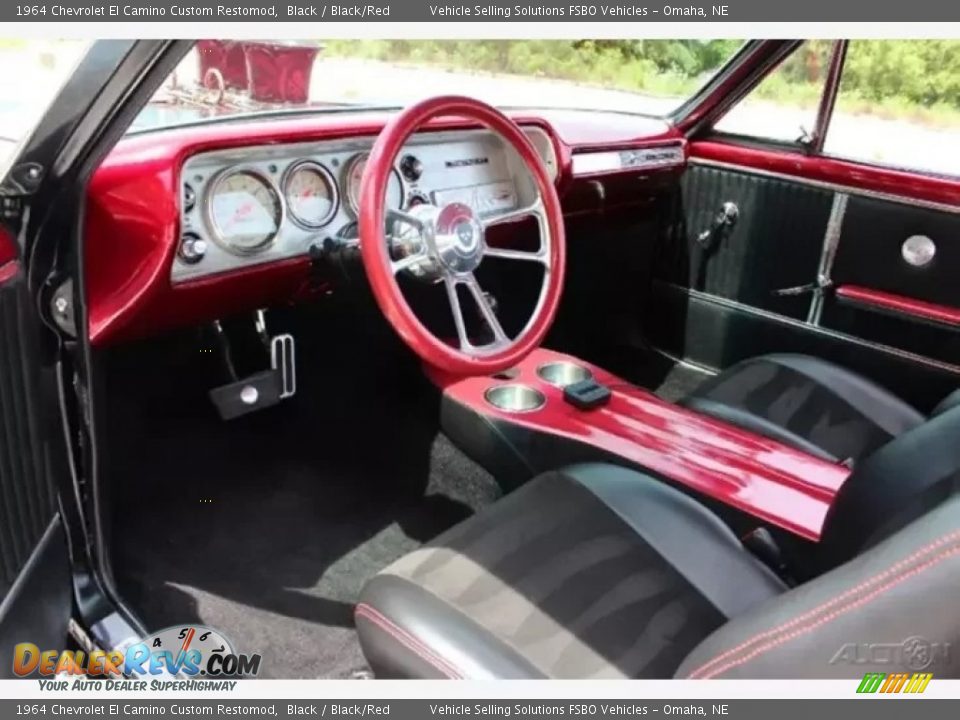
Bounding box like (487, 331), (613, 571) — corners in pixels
(394, 201), (485, 280)
(434, 202), (484, 274)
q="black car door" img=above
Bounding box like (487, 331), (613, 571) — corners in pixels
(649, 40), (960, 412)
(0, 218), (73, 675)
(0, 40), (190, 676)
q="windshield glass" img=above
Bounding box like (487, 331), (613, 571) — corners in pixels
(131, 40), (743, 132)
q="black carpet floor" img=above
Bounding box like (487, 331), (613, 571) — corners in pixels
(103, 312), (501, 678)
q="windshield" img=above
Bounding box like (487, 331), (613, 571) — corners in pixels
(131, 40), (743, 132)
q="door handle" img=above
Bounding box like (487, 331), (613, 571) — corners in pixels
(696, 202), (739, 251)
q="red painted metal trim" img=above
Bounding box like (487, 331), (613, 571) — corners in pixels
(690, 140), (960, 209)
(359, 96), (566, 376)
(811, 41), (848, 154)
(835, 285), (960, 327)
(0, 227), (17, 266)
(87, 108), (678, 346)
(674, 41), (800, 136)
(0, 227), (19, 285)
(427, 348), (851, 541)
(0, 260), (20, 285)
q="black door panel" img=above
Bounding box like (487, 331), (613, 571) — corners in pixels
(0, 519), (71, 679)
(830, 196), (960, 307)
(658, 164), (831, 319)
(650, 282), (958, 412)
(820, 195), (960, 366)
(822, 302), (960, 368)
(0, 276), (71, 669)
(648, 160), (960, 408)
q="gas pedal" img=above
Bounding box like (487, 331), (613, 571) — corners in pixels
(271, 333), (296, 399)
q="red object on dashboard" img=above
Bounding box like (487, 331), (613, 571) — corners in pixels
(835, 285), (960, 327)
(196, 40), (248, 90)
(427, 348), (851, 541)
(243, 42), (319, 104)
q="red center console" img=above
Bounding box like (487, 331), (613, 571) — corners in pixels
(426, 348), (851, 541)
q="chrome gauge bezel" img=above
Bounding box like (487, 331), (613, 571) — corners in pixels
(343, 152), (405, 217)
(203, 166), (285, 256)
(282, 160), (340, 230)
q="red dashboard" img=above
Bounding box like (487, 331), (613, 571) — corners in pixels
(84, 108), (684, 346)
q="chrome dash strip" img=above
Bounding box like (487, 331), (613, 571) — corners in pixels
(808, 192), (848, 325)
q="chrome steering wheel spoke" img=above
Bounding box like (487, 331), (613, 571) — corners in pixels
(481, 197), (544, 229)
(481, 197), (550, 267)
(443, 273), (509, 353)
(390, 249), (427, 275)
(387, 207), (425, 231)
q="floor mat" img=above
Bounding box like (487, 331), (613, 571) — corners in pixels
(115, 432), (495, 679)
(105, 316), (501, 679)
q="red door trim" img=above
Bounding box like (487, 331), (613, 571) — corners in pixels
(835, 285), (960, 327)
(689, 141), (960, 211)
(0, 227), (20, 285)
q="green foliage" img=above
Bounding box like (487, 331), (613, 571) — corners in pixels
(322, 40), (960, 123)
(323, 39), (733, 97)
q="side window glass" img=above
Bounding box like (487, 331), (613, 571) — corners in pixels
(823, 40), (960, 177)
(713, 41), (835, 144)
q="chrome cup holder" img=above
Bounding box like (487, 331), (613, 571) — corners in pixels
(484, 384), (546, 413)
(536, 361), (593, 388)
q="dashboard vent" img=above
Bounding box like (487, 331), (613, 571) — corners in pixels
(182, 183), (196, 213)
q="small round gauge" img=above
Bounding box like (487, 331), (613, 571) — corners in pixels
(343, 152), (404, 217)
(140, 625), (235, 677)
(206, 169), (282, 254)
(284, 161), (338, 229)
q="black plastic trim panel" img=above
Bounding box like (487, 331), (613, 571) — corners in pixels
(648, 282), (960, 413)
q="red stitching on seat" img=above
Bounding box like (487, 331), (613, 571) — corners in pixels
(693, 544), (960, 679)
(355, 603), (464, 679)
(687, 530), (960, 679)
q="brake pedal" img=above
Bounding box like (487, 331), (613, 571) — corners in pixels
(209, 371), (283, 420)
(208, 313), (297, 420)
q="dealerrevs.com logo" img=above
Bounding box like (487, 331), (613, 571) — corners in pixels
(14, 625), (262, 686)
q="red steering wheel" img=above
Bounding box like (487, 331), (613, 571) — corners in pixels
(358, 96), (566, 375)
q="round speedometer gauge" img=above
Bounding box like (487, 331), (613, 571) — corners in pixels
(343, 152), (404, 217)
(284, 161), (338, 228)
(206, 169), (282, 254)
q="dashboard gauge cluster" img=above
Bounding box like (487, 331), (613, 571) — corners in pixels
(172, 127), (558, 283)
(342, 152), (405, 217)
(284, 161), (339, 229)
(206, 168), (284, 254)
